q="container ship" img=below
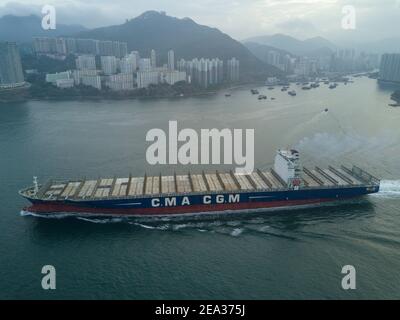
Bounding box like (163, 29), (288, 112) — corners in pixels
(19, 150), (380, 217)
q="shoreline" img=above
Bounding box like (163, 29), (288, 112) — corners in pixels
(0, 82), (262, 103)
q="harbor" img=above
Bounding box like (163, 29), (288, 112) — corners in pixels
(2, 75), (400, 299)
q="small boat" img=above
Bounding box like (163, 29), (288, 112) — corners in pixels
(258, 95), (267, 100)
(251, 89), (259, 95)
(302, 86), (311, 90)
(288, 90), (297, 96)
(225, 93), (231, 97)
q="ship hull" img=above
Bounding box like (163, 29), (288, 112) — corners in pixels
(22, 186), (379, 217)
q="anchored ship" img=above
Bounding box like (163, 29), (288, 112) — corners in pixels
(19, 150), (380, 217)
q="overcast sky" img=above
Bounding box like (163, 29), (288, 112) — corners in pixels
(0, 0), (399, 44)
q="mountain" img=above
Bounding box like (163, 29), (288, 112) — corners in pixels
(75, 11), (281, 79)
(243, 33), (337, 56)
(0, 14), (87, 43)
(243, 41), (294, 64)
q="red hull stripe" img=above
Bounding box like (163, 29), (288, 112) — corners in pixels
(25, 198), (343, 216)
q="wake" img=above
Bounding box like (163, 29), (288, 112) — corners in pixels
(374, 180), (400, 197)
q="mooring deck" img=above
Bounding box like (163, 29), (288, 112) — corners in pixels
(39, 166), (371, 201)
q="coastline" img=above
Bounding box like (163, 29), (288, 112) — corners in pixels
(0, 82), (261, 103)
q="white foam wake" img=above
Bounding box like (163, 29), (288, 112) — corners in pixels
(376, 180), (400, 196)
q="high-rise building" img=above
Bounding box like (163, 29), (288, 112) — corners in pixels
(168, 50), (175, 70)
(162, 70), (186, 85)
(151, 49), (157, 68)
(137, 71), (159, 88)
(81, 75), (102, 90)
(0, 42), (25, 88)
(379, 54), (400, 83)
(100, 56), (118, 75)
(75, 55), (96, 70)
(33, 37), (128, 57)
(72, 69), (99, 85)
(106, 73), (134, 91)
(227, 58), (240, 82)
(139, 58), (152, 71)
(120, 54), (137, 74)
(178, 57), (224, 88)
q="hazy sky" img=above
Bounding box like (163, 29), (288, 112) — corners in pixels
(0, 0), (399, 44)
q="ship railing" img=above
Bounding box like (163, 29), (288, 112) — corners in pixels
(344, 166), (380, 185)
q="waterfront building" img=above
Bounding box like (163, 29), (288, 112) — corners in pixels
(106, 73), (134, 91)
(72, 69), (99, 85)
(151, 49), (157, 68)
(81, 75), (102, 90)
(162, 70), (187, 85)
(379, 54), (400, 83)
(120, 54), (138, 74)
(45, 71), (71, 84)
(0, 42), (25, 88)
(137, 70), (159, 88)
(177, 57), (224, 88)
(101, 56), (118, 75)
(56, 78), (74, 89)
(227, 58), (240, 82)
(75, 55), (96, 70)
(139, 58), (152, 71)
(168, 50), (175, 70)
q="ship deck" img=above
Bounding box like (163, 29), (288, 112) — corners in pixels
(29, 165), (379, 202)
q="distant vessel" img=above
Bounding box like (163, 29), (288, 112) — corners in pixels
(329, 83), (338, 89)
(302, 86), (311, 90)
(20, 149), (380, 217)
(225, 93), (231, 97)
(251, 89), (259, 95)
(288, 90), (297, 96)
(258, 95), (267, 100)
